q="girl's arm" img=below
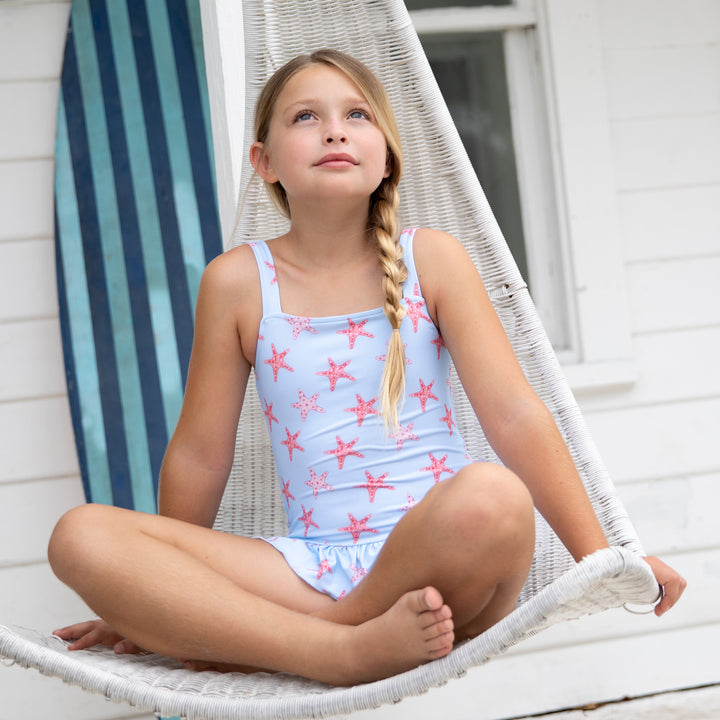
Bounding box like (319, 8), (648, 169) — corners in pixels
(158, 247), (256, 527)
(415, 229), (686, 617)
(416, 228), (607, 560)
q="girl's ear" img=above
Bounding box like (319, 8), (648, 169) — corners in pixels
(250, 141), (278, 183)
(384, 149), (393, 179)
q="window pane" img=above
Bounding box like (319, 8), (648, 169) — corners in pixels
(405, 0), (512, 9)
(419, 32), (528, 282)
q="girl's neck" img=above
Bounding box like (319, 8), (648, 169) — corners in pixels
(277, 199), (374, 270)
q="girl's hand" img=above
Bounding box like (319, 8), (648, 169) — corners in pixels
(643, 556), (687, 617)
(53, 619), (141, 654)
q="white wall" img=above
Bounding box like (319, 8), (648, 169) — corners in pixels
(0, 0), (717, 718)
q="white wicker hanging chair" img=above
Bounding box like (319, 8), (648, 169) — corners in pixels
(0, 1), (660, 718)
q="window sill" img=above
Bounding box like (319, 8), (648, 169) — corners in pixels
(561, 359), (638, 395)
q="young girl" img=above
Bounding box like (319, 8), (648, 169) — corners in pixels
(50, 49), (685, 686)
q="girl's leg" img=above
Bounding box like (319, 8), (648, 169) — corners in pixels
(47, 504), (453, 685)
(315, 462), (536, 640)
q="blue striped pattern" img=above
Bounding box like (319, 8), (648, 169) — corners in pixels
(56, 0), (222, 512)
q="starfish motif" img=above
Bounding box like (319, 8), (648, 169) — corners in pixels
(337, 317), (374, 349)
(264, 343), (293, 382)
(280, 478), (295, 507)
(440, 404), (456, 435)
(317, 559), (332, 579)
(265, 260), (277, 285)
(286, 316), (317, 340)
(345, 394), (377, 426)
(356, 470), (395, 502)
(404, 297), (431, 332)
(316, 358), (355, 391)
(299, 505), (319, 537)
(410, 378), (439, 412)
(390, 421), (419, 450)
(401, 494), (417, 512)
(421, 452), (455, 483)
(338, 513), (378, 544)
(350, 562), (367, 583)
(324, 435), (364, 469)
(431, 332), (446, 359)
(305, 467), (333, 498)
(291, 389), (325, 421)
(281, 427), (305, 461)
(263, 400), (279, 429)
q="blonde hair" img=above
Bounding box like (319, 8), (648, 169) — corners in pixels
(254, 50), (407, 431)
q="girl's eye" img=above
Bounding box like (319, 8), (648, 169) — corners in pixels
(294, 110), (314, 122)
(349, 109), (370, 120)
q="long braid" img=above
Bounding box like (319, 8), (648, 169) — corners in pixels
(370, 179), (407, 432)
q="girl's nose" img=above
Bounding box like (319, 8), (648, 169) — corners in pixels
(323, 120), (347, 143)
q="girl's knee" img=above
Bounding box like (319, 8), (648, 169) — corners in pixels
(436, 463), (534, 543)
(48, 503), (114, 580)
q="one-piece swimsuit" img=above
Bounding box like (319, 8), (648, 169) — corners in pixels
(250, 227), (473, 599)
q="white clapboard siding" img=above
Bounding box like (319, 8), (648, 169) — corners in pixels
(584, 398), (720, 484)
(0, 318), (66, 402)
(604, 45), (720, 120)
(0, 160), (55, 241)
(0, 81), (60, 160)
(612, 115), (720, 191)
(598, 0), (720, 47)
(619, 185), (720, 262)
(627, 256), (720, 334)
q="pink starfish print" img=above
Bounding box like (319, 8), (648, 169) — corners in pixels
(316, 358), (355, 391)
(337, 317), (374, 349)
(390, 421), (419, 450)
(338, 513), (379, 544)
(345, 394), (377, 426)
(286, 316), (317, 340)
(265, 260), (277, 285)
(350, 562), (367, 583)
(421, 452), (455, 483)
(402, 494), (417, 512)
(305, 467), (333, 498)
(324, 435), (364, 469)
(356, 470), (395, 502)
(280, 478), (295, 507)
(263, 400), (279, 429)
(264, 344), (294, 382)
(431, 332), (446, 359)
(292, 389), (325, 421)
(410, 378), (439, 412)
(440, 404), (456, 435)
(299, 505), (319, 537)
(317, 559), (332, 580)
(404, 297), (431, 332)
(281, 427), (305, 461)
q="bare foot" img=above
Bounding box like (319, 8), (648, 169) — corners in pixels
(337, 586), (454, 685)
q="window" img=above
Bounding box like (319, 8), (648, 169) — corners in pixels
(406, 0), (572, 351)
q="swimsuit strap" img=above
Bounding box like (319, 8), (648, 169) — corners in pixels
(399, 227), (421, 297)
(248, 241), (282, 316)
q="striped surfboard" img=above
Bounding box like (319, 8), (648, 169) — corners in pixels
(55, 0), (222, 513)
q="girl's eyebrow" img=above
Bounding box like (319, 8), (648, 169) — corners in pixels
(283, 96), (371, 112)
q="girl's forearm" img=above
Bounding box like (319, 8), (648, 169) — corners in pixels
(488, 400), (609, 561)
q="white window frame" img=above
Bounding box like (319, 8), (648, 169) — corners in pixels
(200, 0), (637, 393)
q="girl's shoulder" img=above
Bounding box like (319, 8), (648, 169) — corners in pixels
(409, 227), (474, 281)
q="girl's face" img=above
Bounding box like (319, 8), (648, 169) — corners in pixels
(251, 64), (391, 208)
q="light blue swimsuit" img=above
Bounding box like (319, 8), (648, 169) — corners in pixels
(251, 228), (472, 599)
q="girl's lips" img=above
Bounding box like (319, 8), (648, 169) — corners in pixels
(315, 153), (358, 167)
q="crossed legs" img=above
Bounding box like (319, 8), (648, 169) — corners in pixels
(48, 462), (534, 685)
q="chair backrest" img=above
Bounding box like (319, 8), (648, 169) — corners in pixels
(213, 0), (645, 602)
